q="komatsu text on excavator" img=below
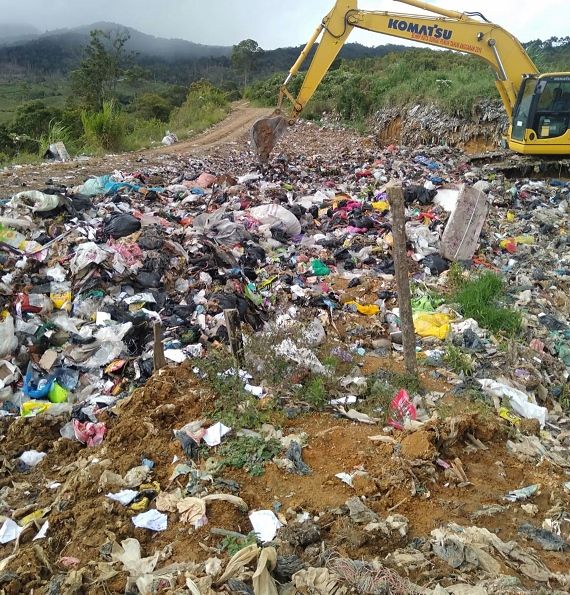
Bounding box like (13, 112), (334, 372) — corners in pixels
(251, 0), (570, 161)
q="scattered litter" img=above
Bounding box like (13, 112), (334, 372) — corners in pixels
(249, 510), (283, 543)
(504, 484), (541, 502)
(132, 509), (168, 532)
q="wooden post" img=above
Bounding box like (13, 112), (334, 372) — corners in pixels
(387, 183), (417, 376)
(153, 322), (167, 372)
(224, 309), (245, 366)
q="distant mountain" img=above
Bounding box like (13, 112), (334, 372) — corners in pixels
(0, 23), (41, 46)
(0, 22), (408, 86)
(43, 22), (232, 59)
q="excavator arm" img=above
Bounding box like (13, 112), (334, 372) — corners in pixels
(252, 0), (540, 160)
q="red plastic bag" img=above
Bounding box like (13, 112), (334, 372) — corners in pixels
(387, 389), (417, 430)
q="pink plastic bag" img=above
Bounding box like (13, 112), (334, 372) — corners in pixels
(73, 419), (107, 447)
(387, 389), (417, 430)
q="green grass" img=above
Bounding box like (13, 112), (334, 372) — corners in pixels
(168, 80), (230, 139)
(444, 345), (473, 376)
(38, 120), (74, 156)
(123, 118), (165, 151)
(0, 151), (42, 166)
(449, 271), (522, 336)
(221, 532), (258, 555)
(247, 48), (499, 122)
(217, 436), (282, 476)
(81, 101), (127, 152)
(0, 80), (67, 125)
(301, 375), (328, 409)
(195, 350), (275, 430)
(0, 77), (228, 163)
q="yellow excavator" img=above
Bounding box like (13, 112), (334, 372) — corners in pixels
(251, 0), (570, 161)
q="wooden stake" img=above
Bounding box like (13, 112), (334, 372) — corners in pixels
(153, 322), (167, 372)
(224, 309), (245, 366)
(387, 183), (417, 376)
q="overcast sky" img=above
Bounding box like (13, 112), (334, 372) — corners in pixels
(1, 0), (568, 49)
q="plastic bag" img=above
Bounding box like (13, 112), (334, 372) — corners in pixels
(70, 242), (111, 274)
(311, 259), (331, 276)
(104, 214), (141, 239)
(50, 283), (72, 312)
(387, 389), (417, 430)
(478, 379), (547, 427)
(347, 301), (380, 316)
(0, 226), (26, 249)
(10, 190), (61, 212)
(23, 363), (55, 399)
(413, 312), (451, 340)
(161, 131), (178, 146)
(248, 204), (301, 236)
(0, 314), (17, 357)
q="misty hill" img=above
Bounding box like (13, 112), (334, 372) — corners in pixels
(0, 23), (41, 46)
(0, 22), (231, 76)
(0, 22), (407, 85)
(44, 22), (231, 59)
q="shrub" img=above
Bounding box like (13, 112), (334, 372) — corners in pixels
(38, 120), (73, 156)
(135, 93), (171, 122)
(81, 101), (127, 152)
(169, 80), (230, 138)
(10, 100), (62, 138)
(124, 118), (165, 150)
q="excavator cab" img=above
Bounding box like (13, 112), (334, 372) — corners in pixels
(510, 75), (570, 154)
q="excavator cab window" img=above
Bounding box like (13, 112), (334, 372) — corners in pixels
(534, 80), (570, 139)
(512, 77), (570, 142)
(512, 79), (537, 142)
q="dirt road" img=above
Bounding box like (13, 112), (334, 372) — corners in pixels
(0, 101), (274, 195)
(152, 100), (273, 155)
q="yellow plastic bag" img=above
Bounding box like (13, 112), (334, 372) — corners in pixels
(347, 301), (380, 316)
(499, 406), (521, 427)
(50, 290), (72, 311)
(413, 312), (451, 339)
(20, 509), (46, 526)
(514, 235), (535, 245)
(371, 200), (389, 212)
(21, 401), (51, 417)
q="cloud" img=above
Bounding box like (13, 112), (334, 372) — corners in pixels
(0, 0), (567, 49)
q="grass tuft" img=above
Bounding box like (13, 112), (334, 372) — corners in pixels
(81, 101), (127, 152)
(450, 271), (522, 336)
(217, 436), (282, 476)
(444, 345), (473, 376)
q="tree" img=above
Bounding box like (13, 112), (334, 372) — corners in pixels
(10, 100), (62, 138)
(135, 93), (171, 122)
(70, 29), (133, 110)
(231, 39), (264, 89)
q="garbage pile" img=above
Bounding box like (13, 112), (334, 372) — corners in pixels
(0, 120), (569, 593)
(372, 100), (508, 149)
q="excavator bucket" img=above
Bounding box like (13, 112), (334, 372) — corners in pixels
(250, 114), (289, 163)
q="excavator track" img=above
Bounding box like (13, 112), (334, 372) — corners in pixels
(467, 151), (570, 179)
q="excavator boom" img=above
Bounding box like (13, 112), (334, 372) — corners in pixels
(251, 0), (570, 161)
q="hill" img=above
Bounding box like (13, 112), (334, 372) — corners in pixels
(0, 22), (406, 85)
(0, 23), (41, 46)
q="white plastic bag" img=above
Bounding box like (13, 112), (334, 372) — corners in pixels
(0, 315), (17, 358)
(70, 242), (111, 274)
(10, 190), (61, 212)
(478, 379), (547, 427)
(248, 204), (301, 236)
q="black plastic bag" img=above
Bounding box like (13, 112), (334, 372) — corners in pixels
(105, 213), (141, 239)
